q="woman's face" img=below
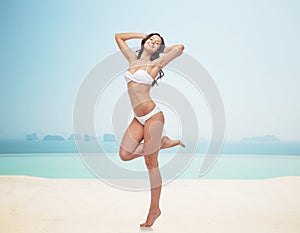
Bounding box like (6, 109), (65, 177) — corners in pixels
(144, 35), (162, 53)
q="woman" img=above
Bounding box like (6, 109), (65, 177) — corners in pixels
(115, 32), (185, 227)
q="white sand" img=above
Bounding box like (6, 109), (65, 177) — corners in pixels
(0, 176), (299, 233)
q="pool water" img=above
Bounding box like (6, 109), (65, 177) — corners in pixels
(0, 153), (299, 179)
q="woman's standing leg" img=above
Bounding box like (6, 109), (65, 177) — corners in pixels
(140, 112), (165, 227)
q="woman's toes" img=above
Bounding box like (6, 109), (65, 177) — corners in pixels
(140, 223), (151, 228)
(140, 223), (149, 227)
(179, 140), (185, 147)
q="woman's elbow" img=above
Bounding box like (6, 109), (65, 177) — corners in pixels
(174, 45), (184, 56)
(174, 45), (185, 56)
(177, 44), (185, 51)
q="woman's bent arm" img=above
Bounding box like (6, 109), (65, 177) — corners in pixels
(163, 45), (185, 53)
(114, 32), (147, 63)
(156, 44), (185, 68)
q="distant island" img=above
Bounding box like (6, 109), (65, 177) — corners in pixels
(43, 135), (65, 141)
(26, 133), (39, 141)
(24, 133), (116, 142)
(103, 134), (116, 142)
(242, 135), (280, 142)
(83, 134), (97, 142)
(68, 134), (83, 141)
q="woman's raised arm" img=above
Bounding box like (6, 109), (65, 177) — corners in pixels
(155, 44), (185, 68)
(115, 32), (147, 63)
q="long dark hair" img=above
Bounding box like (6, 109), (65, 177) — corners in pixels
(136, 33), (165, 87)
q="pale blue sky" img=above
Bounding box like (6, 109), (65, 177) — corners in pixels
(0, 0), (299, 141)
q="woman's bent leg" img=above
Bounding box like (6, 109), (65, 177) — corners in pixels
(119, 117), (184, 162)
(119, 118), (144, 161)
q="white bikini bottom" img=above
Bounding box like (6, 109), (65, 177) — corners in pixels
(135, 105), (162, 125)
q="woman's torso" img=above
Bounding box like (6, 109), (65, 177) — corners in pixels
(126, 60), (160, 116)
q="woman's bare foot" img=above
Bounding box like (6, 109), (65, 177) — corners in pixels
(160, 136), (185, 149)
(140, 209), (161, 228)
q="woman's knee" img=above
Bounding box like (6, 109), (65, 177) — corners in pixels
(119, 147), (131, 161)
(144, 156), (158, 170)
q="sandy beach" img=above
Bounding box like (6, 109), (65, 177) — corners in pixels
(0, 176), (299, 233)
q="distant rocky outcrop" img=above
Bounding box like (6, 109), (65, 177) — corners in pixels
(43, 135), (65, 141)
(103, 134), (116, 142)
(26, 133), (39, 141)
(242, 135), (280, 142)
(68, 134), (83, 141)
(83, 134), (97, 142)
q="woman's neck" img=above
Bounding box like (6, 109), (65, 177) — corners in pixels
(140, 51), (152, 61)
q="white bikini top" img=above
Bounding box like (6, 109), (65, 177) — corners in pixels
(125, 70), (159, 86)
(124, 63), (159, 86)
